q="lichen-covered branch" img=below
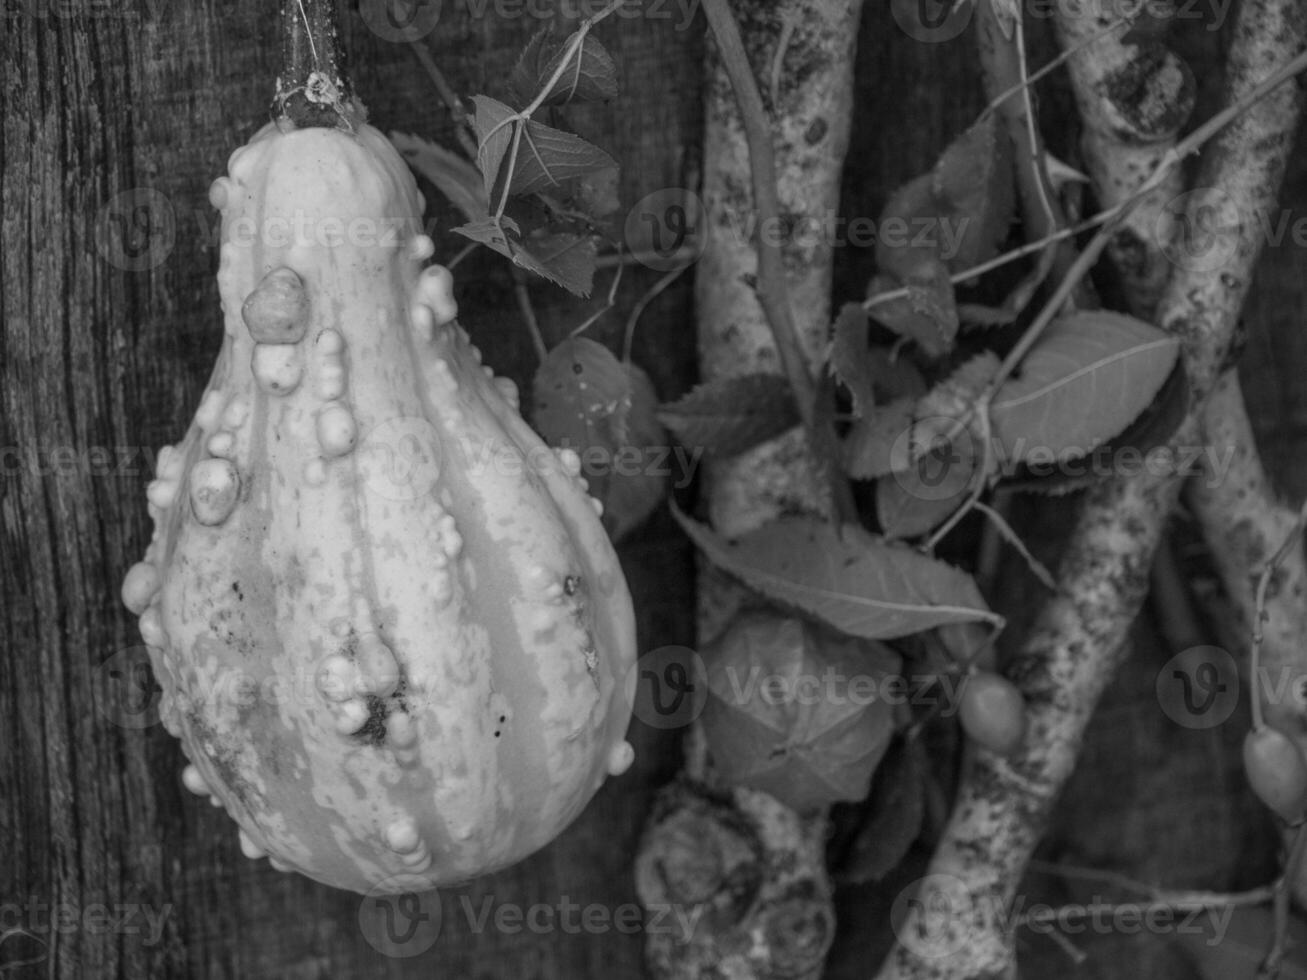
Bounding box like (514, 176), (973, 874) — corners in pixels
(876, 0), (1306, 975)
(633, 1), (864, 977)
(1054, 16), (1307, 903)
(1051, 2), (1194, 318)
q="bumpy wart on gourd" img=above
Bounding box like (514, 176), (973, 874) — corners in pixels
(121, 121), (638, 894)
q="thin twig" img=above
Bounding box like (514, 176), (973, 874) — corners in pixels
(408, 41), (477, 158)
(863, 209), (1105, 313)
(1259, 825), (1307, 979)
(511, 266), (548, 363)
(1249, 499), (1307, 731)
(568, 259), (624, 338)
(978, 15), (1128, 124)
(622, 266), (686, 362)
(972, 500), (1056, 590)
(992, 41), (1307, 397)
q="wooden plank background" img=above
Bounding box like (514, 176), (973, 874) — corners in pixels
(2, 1), (1304, 977)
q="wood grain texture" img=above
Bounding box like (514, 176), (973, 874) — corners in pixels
(1, 4), (697, 977)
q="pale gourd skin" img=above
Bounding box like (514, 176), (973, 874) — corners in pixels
(122, 121), (638, 894)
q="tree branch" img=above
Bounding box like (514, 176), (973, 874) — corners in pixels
(699, 0), (856, 524)
(876, 0), (1307, 974)
(634, 2), (866, 977)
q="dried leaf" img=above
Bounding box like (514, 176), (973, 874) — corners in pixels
(700, 613), (900, 813)
(990, 311), (1180, 463)
(391, 132), (488, 223)
(875, 175), (947, 285)
(830, 303), (875, 417)
(671, 507), (1003, 639)
(843, 397), (917, 480)
(931, 114), (1015, 272)
(658, 374), (800, 458)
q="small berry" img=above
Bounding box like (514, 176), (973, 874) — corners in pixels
(1243, 725), (1307, 821)
(959, 670), (1027, 756)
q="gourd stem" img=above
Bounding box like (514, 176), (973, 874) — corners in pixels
(275, 0), (362, 129)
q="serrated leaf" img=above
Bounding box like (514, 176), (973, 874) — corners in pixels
(470, 95), (515, 204)
(839, 737), (926, 884)
(990, 311), (1180, 463)
(671, 507), (1003, 638)
(843, 397), (916, 479)
(508, 27), (552, 107)
(700, 612), (899, 813)
(1003, 359), (1190, 496)
(932, 114), (1015, 272)
(513, 120), (618, 197)
(538, 31), (619, 105)
(830, 303), (875, 418)
(867, 263), (958, 359)
(658, 374), (800, 458)
(510, 28), (619, 107)
(602, 363), (669, 542)
(470, 96), (618, 202)
(875, 174), (946, 284)
(531, 338), (631, 502)
(453, 217), (596, 296)
(391, 132), (488, 224)
(916, 350), (1001, 424)
(514, 231), (598, 295)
